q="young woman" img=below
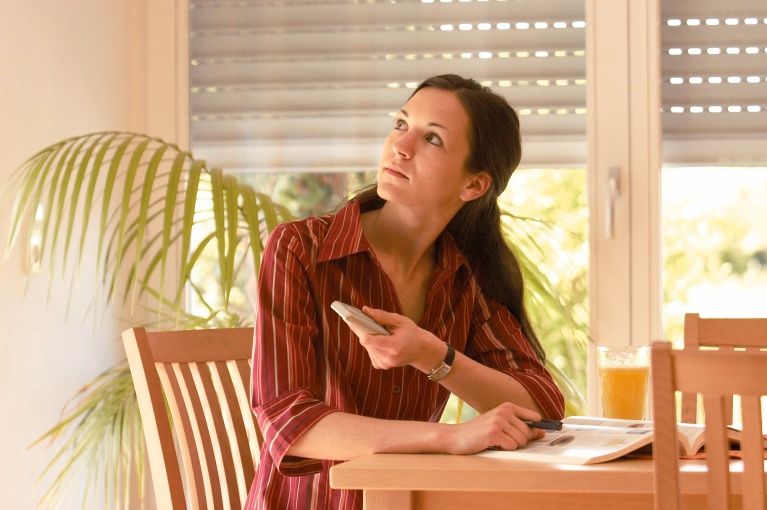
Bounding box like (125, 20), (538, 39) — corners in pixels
(246, 74), (565, 510)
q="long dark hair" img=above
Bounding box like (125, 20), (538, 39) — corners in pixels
(352, 74), (546, 363)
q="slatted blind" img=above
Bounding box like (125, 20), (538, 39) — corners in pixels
(661, 0), (767, 165)
(189, 0), (587, 173)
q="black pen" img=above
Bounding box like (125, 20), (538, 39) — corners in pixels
(524, 419), (563, 431)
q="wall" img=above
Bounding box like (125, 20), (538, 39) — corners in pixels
(0, 1), (161, 507)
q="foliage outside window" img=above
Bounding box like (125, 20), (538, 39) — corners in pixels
(661, 167), (767, 343)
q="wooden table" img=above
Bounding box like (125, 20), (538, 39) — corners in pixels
(330, 453), (759, 509)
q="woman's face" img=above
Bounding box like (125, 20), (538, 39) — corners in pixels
(376, 87), (486, 212)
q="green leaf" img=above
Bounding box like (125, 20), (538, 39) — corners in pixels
(239, 185), (265, 275)
(209, 168), (227, 304)
(108, 137), (150, 300)
(176, 160), (204, 302)
(39, 139), (77, 270)
(129, 142), (168, 308)
(76, 133), (120, 269)
(157, 152), (188, 308)
(3, 148), (54, 256)
(97, 134), (136, 278)
(56, 134), (103, 274)
(223, 174), (240, 306)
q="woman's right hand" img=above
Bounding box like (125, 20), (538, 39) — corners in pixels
(442, 402), (545, 454)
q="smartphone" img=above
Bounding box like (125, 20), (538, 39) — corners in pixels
(330, 301), (390, 336)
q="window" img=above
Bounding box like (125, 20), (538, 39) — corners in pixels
(659, 0), (767, 339)
(186, 0), (767, 413)
(188, 0), (590, 411)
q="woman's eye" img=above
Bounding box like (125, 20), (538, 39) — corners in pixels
(393, 118), (407, 130)
(426, 133), (444, 147)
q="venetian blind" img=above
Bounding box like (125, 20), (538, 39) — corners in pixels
(661, 0), (767, 165)
(188, 0), (587, 173)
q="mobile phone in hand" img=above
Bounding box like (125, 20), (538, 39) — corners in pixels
(330, 301), (390, 336)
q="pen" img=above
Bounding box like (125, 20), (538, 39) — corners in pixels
(524, 419), (563, 431)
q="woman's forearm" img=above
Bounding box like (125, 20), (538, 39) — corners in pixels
(407, 330), (546, 416)
(285, 398), (544, 461)
(438, 351), (544, 415)
(286, 411), (450, 460)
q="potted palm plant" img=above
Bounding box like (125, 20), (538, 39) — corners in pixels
(3, 131), (291, 507)
(3, 131), (585, 507)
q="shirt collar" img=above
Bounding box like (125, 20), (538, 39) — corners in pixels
(437, 229), (469, 275)
(317, 200), (470, 275)
(317, 200), (370, 262)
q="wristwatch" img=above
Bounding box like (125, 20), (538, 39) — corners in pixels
(427, 344), (455, 382)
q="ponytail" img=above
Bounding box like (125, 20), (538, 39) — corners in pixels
(447, 196), (546, 363)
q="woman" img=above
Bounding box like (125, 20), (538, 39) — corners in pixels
(246, 74), (565, 510)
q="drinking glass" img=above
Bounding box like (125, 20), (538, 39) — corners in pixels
(597, 345), (650, 420)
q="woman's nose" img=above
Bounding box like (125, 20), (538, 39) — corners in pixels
(392, 133), (413, 159)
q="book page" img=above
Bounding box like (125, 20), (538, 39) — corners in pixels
(725, 425), (767, 445)
(566, 416), (706, 455)
(675, 423), (706, 454)
(564, 416), (653, 430)
(477, 423), (654, 465)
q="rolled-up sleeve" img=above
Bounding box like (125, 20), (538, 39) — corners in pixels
(251, 223), (338, 476)
(466, 297), (565, 420)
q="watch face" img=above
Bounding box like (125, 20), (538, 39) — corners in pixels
(428, 363), (451, 381)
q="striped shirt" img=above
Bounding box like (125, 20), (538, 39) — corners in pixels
(245, 200), (564, 510)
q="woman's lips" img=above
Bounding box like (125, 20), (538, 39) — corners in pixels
(384, 166), (408, 179)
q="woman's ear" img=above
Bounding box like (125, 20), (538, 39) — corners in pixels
(460, 171), (493, 202)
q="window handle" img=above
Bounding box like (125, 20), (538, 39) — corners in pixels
(605, 166), (620, 239)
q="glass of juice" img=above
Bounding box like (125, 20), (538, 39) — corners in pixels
(598, 345), (650, 420)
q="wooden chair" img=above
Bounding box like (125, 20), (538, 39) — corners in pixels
(123, 327), (261, 509)
(681, 313), (767, 423)
(651, 341), (767, 510)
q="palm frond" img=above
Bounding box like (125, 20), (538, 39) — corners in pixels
(3, 132), (288, 311)
(30, 365), (144, 510)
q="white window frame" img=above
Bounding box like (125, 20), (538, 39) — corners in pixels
(585, 0), (662, 413)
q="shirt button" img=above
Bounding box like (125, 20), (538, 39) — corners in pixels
(392, 385), (401, 394)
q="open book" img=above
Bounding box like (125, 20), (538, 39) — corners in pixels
(476, 416), (766, 465)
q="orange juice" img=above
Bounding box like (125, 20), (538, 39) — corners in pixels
(599, 366), (649, 419)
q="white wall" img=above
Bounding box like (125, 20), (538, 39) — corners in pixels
(0, 1), (156, 507)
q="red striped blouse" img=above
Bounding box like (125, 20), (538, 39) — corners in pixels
(245, 200), (564, 510)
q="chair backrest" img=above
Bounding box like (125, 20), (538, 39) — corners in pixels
(681, 313), (767, 423)
(123, 326), (261, 510)
(651, 341), (767, 510)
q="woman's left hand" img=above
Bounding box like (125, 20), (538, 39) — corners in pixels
(348, 307), (444, 372)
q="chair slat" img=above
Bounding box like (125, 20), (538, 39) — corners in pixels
(213, 360), (252, 501)
(702, 394), (731, 510)
(157, 362), (201, 508)
(741, 396), (766, 510)
(650, 342), (681, 510)
(195, 361), (240, 509)
(173, 363), (215, 510)
(123, 329), (186, 510)
(234, 359), (263, 460)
